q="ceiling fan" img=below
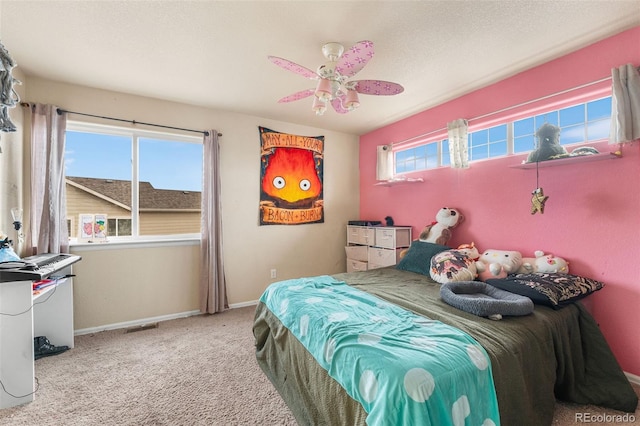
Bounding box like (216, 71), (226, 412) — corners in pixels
(268, 40), (404, 116)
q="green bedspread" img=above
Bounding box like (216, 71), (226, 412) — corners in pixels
(259, 275), (500, 425)
(254, 267), (638, 426)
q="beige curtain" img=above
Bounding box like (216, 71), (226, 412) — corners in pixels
(609, 63), (640, 144)
(29, 104), (68, 255)
(447, 118), (469, 169)
(376, 144), (393, 181)
(199, 130), (227, 314)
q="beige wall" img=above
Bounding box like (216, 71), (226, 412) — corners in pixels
(21, 76), (360, 330)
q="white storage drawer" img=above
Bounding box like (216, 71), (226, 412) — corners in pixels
(345, 224), (411, 272)
(345, 245), (368, 262)
(347, 226), (375, 246)
(374, 227), (412, 249)
(346, 259), (368, 273)
(368, 247), (402, 268)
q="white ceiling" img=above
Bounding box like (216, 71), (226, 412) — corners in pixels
(1, 1), (639, 135)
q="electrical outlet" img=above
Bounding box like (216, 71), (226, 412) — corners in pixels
(270, 269), (277, 279)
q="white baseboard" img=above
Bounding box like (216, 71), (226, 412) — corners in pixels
(74, 302), (259, 336)
(229, 300), (258, 309)
(74, 310), (201, 336)
(626, 371), (640, 386)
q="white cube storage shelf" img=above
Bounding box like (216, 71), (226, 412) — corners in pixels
(346, 225), (412, 272)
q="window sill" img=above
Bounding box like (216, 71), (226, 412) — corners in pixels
(510, 151), (621, 169)
(69, 235), (200, 251)
(374, 177), (424, 186)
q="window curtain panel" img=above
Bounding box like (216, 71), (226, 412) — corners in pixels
(29, 104), (69, 255)
(199, 130), (227, 314)
(447, 119), (469, 169)
(376, 144), (393, 181)
(609, 63), (640, 145)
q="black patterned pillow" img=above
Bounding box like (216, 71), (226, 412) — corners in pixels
(486, 273), (605, 309)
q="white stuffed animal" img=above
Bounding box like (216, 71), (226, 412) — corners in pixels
(418, 207), (464, 246)
(516, 251), (569, 274)
(476, 249), (523, 281)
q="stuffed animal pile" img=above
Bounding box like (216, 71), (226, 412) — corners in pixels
(395, 206), (571, 287)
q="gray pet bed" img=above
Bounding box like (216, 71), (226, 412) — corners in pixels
(440, 281), (534, 319)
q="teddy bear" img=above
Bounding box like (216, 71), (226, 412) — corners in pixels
(516, 251), (569, 274)
(526, 123), (569, 163)
(418, 207), (464, 246)
(476, 249), (523, 281)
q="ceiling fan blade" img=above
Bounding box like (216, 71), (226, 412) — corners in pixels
(331, 94), (349, 114)
(268, 56), (317, 79)
(354, 80), (404, 96)
(277, 88), (315, 103)
(336, 40), (374, 78)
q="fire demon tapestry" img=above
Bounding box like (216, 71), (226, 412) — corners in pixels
(259, 126), (324, 225)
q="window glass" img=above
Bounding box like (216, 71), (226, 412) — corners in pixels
(587, 120), (610, 141)
(560, 124), (585, 145)
(587, 98), (611, 121)
(586, 98), (611, 141)
(394, 141), (442, 174)
(514, 117), (534, 137)
(65, 131), (132, 239)
(441, 140), (450, 166)
(535, 112), (558, 127)
(64, 126), (202, 240)
(514, 134), (534, 153)
(559, 104), (584, 127)
(469, 124), (507, 160)
(471, 144), (488, 161)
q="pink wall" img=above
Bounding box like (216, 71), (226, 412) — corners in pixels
(359, 26), (640, 376)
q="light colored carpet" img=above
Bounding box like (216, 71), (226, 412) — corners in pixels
(0, 306), (637, 425)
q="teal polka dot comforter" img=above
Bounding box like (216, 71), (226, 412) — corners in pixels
(260, 275), (500, 426)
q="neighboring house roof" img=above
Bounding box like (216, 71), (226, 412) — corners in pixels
(66, 177), (201, 211)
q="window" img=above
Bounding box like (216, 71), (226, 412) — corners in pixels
(64, 123), (203, 240)
(514, 97), (611, 154)
(394, 139), (450, 174)
(469, 124), (507, 161)
(393, 96), (612, 175)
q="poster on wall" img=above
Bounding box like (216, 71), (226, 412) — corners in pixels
(258, 126), (324, 225)
(78, 213), (108, 242)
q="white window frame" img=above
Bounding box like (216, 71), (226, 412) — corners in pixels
(393, 95), (612, 175)
(65, 121), (203, 245)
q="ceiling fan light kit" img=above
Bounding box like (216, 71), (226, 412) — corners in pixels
(269, 40), (404, 116)
(312, 96), (327, 115)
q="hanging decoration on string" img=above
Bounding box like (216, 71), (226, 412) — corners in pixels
(530, 164), (549, 214)
(529, 124), (560, 214)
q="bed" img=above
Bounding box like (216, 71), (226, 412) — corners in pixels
(253, 266), (638, 425)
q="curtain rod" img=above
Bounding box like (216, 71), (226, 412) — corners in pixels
(20, 103), (221, 137)
(392, 75), (613, 147)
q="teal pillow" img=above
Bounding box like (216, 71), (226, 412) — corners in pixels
(396, 241), (450, 276)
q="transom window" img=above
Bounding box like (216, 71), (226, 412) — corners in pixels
(394, 96), (612, 174)
(64, 122), (203, 241)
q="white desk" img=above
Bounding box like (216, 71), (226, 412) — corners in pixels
(0, 265), (75, 409)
